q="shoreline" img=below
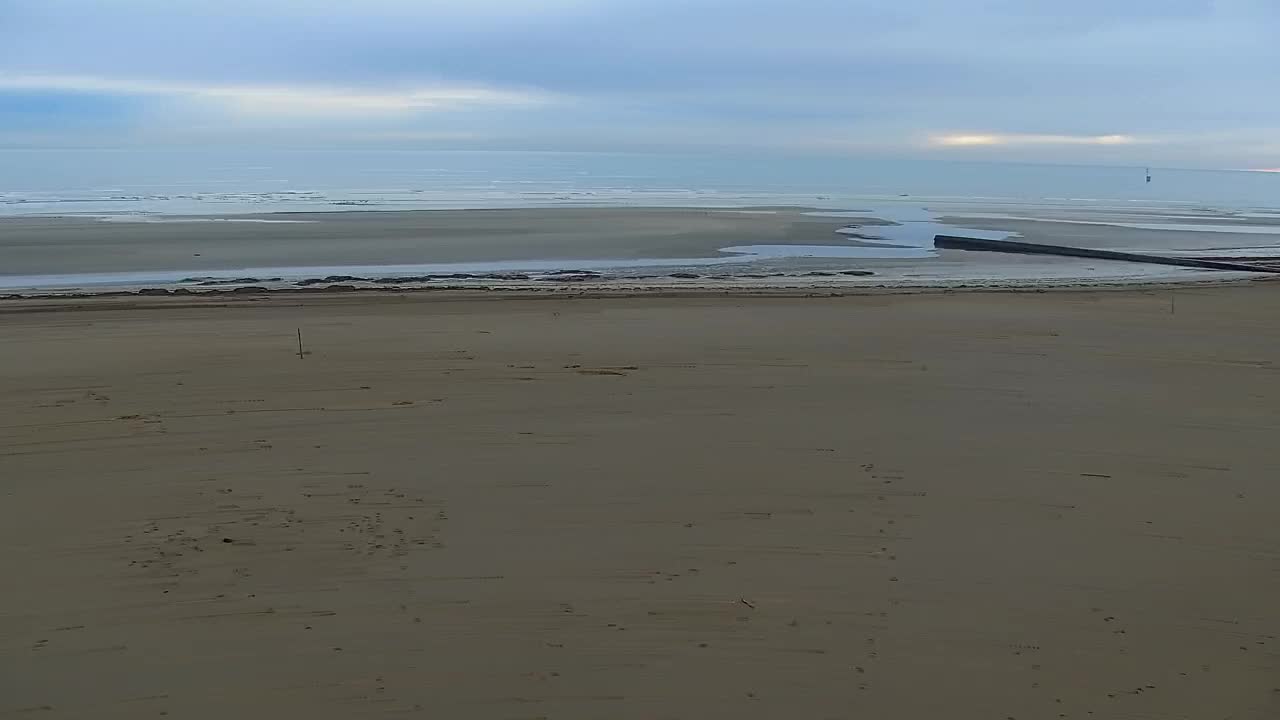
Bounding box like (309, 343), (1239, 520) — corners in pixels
(4, 204), (1280, 296)
(3, 274), (1275, 312)
(2, 258), (1273, 301)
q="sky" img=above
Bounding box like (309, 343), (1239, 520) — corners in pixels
(1, 0), (1278, 168)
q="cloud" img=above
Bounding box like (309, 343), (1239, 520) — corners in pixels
(930, 133), (1142, 148)
(2, 0), (1279, 165)
(0, 73), (549, 118)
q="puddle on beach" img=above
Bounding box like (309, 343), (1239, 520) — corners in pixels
(807, 208), (1015, 248)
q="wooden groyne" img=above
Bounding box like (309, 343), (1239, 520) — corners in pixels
(934, 235), (1280, 274)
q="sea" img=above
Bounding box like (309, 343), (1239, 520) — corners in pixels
(2, 149), (1278, 216)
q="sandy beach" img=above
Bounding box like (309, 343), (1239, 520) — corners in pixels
(1, 286), (1277, 719)
(5, 204), (1280, 294)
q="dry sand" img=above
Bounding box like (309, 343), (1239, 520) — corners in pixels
(2, 287), (1278, 719)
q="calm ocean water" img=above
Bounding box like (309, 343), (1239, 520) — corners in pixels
(2, 149), (1278, 216)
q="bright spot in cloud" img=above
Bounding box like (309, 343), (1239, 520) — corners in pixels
(0, 73), (549, 117)
(930, 133), (1139, 147)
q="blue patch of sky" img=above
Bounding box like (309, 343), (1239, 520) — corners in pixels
(0, 91), (140, 130)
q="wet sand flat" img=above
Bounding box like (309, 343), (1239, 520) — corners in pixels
(1, 287), (1278, 719)
(0, 208), (858, 276)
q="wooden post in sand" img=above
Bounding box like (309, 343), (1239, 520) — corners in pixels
(297, 328), (306, 360)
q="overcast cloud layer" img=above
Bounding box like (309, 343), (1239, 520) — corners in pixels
(2, 0), (1277, 167)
